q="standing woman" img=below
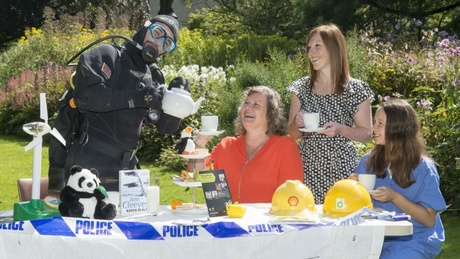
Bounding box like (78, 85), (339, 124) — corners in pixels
(287, 24), (374, 204)
(352, 99), (446, 258)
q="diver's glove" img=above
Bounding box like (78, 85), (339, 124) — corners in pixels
(127, 84), (163, 109)
(168, 77), (191, 92)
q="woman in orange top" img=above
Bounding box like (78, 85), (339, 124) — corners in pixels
(193, 86), (304, 203)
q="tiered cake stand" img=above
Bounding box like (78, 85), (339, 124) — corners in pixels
(173, 153), (209, 205)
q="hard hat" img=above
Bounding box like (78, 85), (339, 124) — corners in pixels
(270, 180), (316, 216)
(323, 179), (373, 218)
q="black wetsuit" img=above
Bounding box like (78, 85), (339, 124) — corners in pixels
(49, 43), (165, 191)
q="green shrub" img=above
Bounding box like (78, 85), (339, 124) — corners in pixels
(155, 145), (188, 172)
(162, 28), (299, 68)
(137, 64), (237, 167)
(357, 24), (460, 206)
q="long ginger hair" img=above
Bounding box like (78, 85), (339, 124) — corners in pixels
(307, 24), (349, 95)
(366, 99), (429, 188)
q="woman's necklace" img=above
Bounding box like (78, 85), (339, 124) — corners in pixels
(245, 137), (269, 161)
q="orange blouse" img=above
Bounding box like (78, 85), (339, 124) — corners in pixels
(209, 135), (304, 203)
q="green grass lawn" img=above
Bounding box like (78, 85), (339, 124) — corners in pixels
(0, 134), (204, 211)
(0, 134), (458, 258)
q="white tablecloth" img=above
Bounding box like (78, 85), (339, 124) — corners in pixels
(0, 204), (411, 259)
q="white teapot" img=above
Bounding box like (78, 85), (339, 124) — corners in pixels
(161, 85), (205, 119)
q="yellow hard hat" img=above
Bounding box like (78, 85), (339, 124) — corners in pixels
(323, 179), (373, 218)
(270, 180), (316, 216)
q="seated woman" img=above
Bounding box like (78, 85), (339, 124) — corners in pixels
(350, 98), (446, 258)
(192, 86), (304, 203)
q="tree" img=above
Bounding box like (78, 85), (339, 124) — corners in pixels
(0, 0), (48, 50)
(292, 0), (460, 38)
(363, 0), (460, 38)
(209, 0), (297, 37)
(50, 0), (151, 29)
(202, 0), (458, 43)
(0, 0), (151, 51)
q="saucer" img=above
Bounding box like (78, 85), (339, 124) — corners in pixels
(299, 127), (325, 133)
(199, 130), (224, 136)
(367, 189), (382, 194)
(179, 154), (209, 159)
(167, 205), (208, 216)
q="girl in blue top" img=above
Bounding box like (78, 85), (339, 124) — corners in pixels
(352, 98), (446, 258)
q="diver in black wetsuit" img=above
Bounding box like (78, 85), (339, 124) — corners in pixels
(48, 14), (188, 192)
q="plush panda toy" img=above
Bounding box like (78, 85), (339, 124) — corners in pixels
(59, 165), (117, 220)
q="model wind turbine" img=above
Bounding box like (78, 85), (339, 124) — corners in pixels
(13, 93), (66, 221)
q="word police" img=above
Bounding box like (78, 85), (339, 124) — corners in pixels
(163, 225), (198, 237)
(75, 219), (113, 235)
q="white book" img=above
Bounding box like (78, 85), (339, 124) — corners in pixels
(119, 169), (150, 215)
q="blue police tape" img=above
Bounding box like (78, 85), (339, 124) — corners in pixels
(115, 220), (163, 240)
(1, 215), (367, 239)
(203, 222), (249, 238)
(31, 217), (75, 236)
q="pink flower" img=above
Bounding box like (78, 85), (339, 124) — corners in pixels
(439, 74), (446, 82)
(378, 95), (391, 103)
(420, 99), (431, 109)
(439, 39), (450, 48)
(453, 80), (459, 87)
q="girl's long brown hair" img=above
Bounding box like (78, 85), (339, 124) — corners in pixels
(307, 24), (349, 95)
(366, 99), (428, 188)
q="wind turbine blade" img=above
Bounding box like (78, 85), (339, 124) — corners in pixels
(51, 127), (66, 146)
(40, 93), (48, 124)
(25, 137), (41, 151)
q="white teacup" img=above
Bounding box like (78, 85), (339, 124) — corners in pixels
(201, 115), (218, 132)
(302, 113), (319, 129)
(358, 174), (376, 190)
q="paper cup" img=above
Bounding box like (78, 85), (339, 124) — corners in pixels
(358, 174), (376, 190)
(302, 113), (319, 129)
(201, 115), (218, 132)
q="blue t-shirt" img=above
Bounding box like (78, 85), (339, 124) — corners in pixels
(356, 154), (446, 258)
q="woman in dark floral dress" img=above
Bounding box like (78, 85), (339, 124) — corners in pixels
(287, 24), (374, 204)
